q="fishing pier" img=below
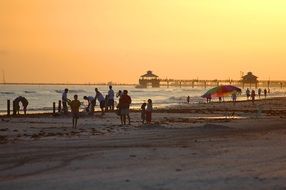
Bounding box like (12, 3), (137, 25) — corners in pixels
(138, 71), (286, 89)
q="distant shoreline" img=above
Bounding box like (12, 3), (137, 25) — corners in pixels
(0, 83), (136, 86)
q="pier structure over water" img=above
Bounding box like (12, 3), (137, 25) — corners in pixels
(138, 71), (286, 89)
(138, 71), (160, 88)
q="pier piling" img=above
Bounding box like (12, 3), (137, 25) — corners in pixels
(58, 100), (61, 112)
(53, 102), (56, 115)
(12, 101), (16, 115)
(7, 100), (10, 116)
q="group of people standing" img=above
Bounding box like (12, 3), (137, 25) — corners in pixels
(245, 88), (269, 104)
(62, 86), (115, 116)
(140, 99), (153, 124)
(12, 96), (29, 115)
(62, 86), (153, 128)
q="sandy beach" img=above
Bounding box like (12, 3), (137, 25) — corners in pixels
(1, 97), (286, 190)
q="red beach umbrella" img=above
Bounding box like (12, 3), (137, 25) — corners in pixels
(202, 85), (241, 98)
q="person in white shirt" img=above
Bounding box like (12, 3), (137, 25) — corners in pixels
(95, 88), (105, 115)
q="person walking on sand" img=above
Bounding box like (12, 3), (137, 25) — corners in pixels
(187, 96), (190, 104)
(146, 99), (153, 124)
(62, 88), (69, 114)
(83, 96), (95, 115)
(69, 95), (81, 128)
(246, 88), (250, 100)
(118, 90), (131, 125)
(141, 102), (147, 124)
(108, 85), (115, 110)
(251, 89), (256, 104)
(258, 88), (262, 99)
(231, 91), (237, 105)
(264, 88), (267, 98)
(95, 88), (105, 115)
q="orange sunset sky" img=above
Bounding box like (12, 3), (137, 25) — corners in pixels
(1, 0), (286, 84)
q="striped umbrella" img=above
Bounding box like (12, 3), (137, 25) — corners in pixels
(202, 85), (241, 98)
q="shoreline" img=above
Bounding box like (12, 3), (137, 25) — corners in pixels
(1, 96), (286, 117)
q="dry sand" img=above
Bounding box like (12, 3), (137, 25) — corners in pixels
(0, 98), (286, 190)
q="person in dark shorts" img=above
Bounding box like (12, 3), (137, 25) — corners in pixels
(95, 88), (105, 115)
(13, 96), (29, 115)
(69, 95), (81, 128)
(118, 90), (131, 125)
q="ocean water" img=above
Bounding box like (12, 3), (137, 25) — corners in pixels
(0, 84), (285, 114)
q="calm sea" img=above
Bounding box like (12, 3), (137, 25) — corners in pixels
(0, 84), (285, 114)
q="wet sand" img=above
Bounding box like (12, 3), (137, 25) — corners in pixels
(0, 97), (286, 189)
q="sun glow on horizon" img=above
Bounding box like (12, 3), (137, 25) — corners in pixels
(1, 0), (286, 83)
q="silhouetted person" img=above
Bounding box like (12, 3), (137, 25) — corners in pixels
(116, 90), (122, 98)
(251, 89), (256, 104)
(264, 88), (267, 98)
(105, 95), (109, 111)
(258, 88), (262, 99)
(13, 96), (29, 115)
(206, 95), (212, 103)
(69, 95), (81, 128)
(146, 99), (153, 124)
(118, 90), (131, 125)
(231, 91), (237, 105)
(141, 102), (147, 124)
(83, 96), (95, 115)
(115, 90), (123, 116)
(95, 88), (105, 115)
(108, 85), (115, 110)
(187, 96), (190, 104)
(246, 88), (250, 100)
(62, 88), (69, 114)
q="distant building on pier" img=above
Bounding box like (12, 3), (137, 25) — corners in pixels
(241, 72), (258, 88)
(138, 71), (160, 88)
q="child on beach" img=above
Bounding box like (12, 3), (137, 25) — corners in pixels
(69, 95), (81, 128)
(146, 99), (153, 124)
(141, 102), (147, 124)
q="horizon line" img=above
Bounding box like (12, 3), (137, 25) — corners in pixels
(0, 82), (136, 86)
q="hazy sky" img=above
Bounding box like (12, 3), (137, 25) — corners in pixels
(1, 0), (286, 83)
